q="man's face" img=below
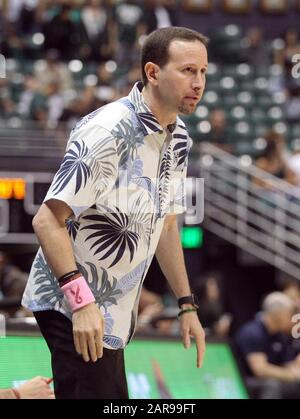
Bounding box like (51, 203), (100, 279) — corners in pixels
(273, 309), (295, 333)
(156, 39), (208, 115)
(210, 110), (226, 130)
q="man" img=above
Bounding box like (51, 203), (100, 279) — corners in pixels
(235, 292), (300, 399)
(201, 108), (232, 152)
(0, 251), (27, 300)
(22, 26), (208, 399)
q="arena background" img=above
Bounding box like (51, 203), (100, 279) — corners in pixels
(0, 0), (300, 399)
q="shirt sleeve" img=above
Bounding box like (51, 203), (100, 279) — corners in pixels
(44, 124), (119, 219)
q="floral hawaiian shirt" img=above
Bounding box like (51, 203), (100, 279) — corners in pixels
(22, 82), (192, 350)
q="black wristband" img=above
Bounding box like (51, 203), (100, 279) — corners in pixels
(178, 294), (199, 309)
(58, 270), (80, 285)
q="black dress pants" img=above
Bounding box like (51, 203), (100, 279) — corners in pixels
(34, 310), (129, 399)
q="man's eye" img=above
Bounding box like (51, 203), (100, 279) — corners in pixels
(185, 68), (193, 73)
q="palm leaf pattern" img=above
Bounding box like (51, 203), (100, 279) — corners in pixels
(104, 312), (114, 334)
(158, 145), (173, 217)
(103, 335), (124, 349)
(172, 138), (188, 170)
(116, 157), (143, 188)
(66, 218), (80, 241)
(112, 117), (144, 169)
(77, 261), (122, 310)
(89, 135), (119, 199)
(132, 176), (157, 202)
(105, 256), (152, 308)
(138, 112), (161, 133)
(128, 195), (151, 240)
(77, 261), (124, 349)
(81, 208), (140, 268)
(52, 140), (91, 194)
(33, 253), (63, 307)
(89, 135), (117, 179)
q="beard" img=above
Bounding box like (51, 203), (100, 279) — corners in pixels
(178, 100), (198, 115)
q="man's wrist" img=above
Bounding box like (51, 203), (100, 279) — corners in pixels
(177, 307), (198, 318)
(181, 303), (196, 309)
(178, 294), (199, 309)
(61, 275), (95, 312)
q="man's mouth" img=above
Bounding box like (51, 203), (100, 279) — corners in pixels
(184, 96), (199, 101)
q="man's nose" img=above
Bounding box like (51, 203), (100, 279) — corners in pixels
(192, 75), (204, 91)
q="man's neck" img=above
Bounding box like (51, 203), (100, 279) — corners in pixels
(142, 86), (177, 130)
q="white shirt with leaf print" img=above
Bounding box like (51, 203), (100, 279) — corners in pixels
(22, 82), (192, 350)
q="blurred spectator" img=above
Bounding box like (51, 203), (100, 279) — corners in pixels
(0, 251), (28, 318)
(19, 80), (64, 128)
(195, 272), (232, 337)
(59, 85), (102, 128)
(254, 130), (297, 187)
(115, 63), (141, 96)
(17, 74), (40, 119)
(95, 62), (117, 102)
(203, 108), (232, 152)
(0, 376), (54, 399)
(243, 27), (270, 67)
(1, 18), (25, 59)
(44, 81), (64, 128)
(278, 277), (300, 310)
(79, 0), (113, 62)
(0, 79), (16, 118)
(288, 144), (300, 187)
(18, 0), (40, 35)
(285, 89), (300, 123)
(235, 292), (300, 399)
(0, 251), (27, 300)
(112, 0), (146, 69)
(137, 287), (164, 331)
(34, 49), (73, 92)
(42, 4), (77, 60)
(274, 28), (300, 67)
(143, 0), (179, 34)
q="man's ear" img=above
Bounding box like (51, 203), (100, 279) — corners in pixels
(144, 62), (159, 86)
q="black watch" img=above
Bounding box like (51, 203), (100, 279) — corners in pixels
(178, 294), (199, 309)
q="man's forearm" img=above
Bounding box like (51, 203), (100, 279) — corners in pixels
(252, 362), (296, 382)
(33, 204), (77, 279)
(155, 217), (191, 299)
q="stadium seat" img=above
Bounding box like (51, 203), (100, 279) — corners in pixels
(259, 0), (289, 14)
(182, 0), (214, 12)
(222, 0), (252, 13)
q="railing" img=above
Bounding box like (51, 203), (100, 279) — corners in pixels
(0, 123), (67, 158)
(199, 142), (300, 279)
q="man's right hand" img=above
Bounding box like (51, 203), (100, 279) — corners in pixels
(72, 303), (105, 362)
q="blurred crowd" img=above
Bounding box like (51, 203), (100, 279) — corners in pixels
(1, 1), (300, 399)
(0, 0), (179, 128)
(0, 1), (299, 136)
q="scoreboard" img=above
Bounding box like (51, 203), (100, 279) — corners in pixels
(0, 172), (54, 244)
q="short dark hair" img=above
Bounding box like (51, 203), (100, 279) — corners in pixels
(141, 27), (209, 86)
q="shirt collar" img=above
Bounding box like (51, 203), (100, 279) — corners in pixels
(128, 81), (178, 135)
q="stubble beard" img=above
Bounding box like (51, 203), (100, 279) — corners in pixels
(178, 101), (197, 115)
